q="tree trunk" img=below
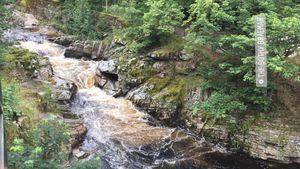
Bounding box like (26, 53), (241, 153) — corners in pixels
(106, 0), (108, 11)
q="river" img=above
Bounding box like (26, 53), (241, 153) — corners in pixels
(2, 20), (299, 169)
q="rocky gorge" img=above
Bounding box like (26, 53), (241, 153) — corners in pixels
(48, 32), (300, 165)
(3, 6), (300, 168)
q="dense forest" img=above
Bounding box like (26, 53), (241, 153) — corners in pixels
(0, 0), (300, 168)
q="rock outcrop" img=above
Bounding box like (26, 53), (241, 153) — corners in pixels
(33, 56), (53, 80)
(57, 38), (300, 164)
(66, 119), (88, 148)
(64, 40), (113, 60)
(52, 79), (77, 102)
(200, 121), (300, 164)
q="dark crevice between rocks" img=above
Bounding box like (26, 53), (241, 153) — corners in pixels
(101, 72), (119, 81)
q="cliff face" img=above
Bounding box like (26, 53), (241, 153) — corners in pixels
(51, 36), (300, 164)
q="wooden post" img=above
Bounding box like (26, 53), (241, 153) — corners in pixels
(0, 80), (8, 169)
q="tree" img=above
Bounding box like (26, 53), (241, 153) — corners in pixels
(109, 0), (184, 51)
(186, 0), (300, 112)
(143, 0), (184, 37)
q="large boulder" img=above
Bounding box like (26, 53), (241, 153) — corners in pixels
(65, 119), (87, 148)
(64, 40), (112, 60)
(33, 56), (53, 80)
(98, 60), (117, 74)
(48, 35), (75, 46)
(52, 79), (77, 102)
(127, 76), (202, 124)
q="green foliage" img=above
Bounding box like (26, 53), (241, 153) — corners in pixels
(8, 117), (70, 169)
(109, 0), (184, 52)
(143, 0), (184, 37)
(0, 2), (16, 68)
(39, 84), (56, 112)
(0, 4), (15, 33)
(50, 0), (111, 40)
(228, 116), (257, 151)
(193, 92), (247, 120)
(187, 0), (300, 113)
(4, 48), (39, 73)
(2, 81), (21, 121)
(70, 156), (101, 169)
(68, 0), (93, 39)
(0, 42), (8, 69)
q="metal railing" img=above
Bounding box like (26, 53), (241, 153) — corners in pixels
(0, 80), (8, 169)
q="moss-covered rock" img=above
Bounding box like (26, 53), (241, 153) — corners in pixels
(2, 48), (53, 81)
(96, 43), (158, 95)
(127, 75), (202, 124)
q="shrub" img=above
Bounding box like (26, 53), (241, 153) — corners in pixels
(193, 92), (247, 120)
(39, 84), (56, 112)
(108, 0), (184, 52)
(2, 80), (21, 121)
(8, 117), (70, 169)
(0, 43), (8, 69)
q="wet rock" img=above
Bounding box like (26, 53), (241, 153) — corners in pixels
(2, 29), (46, 43)
(65, 119), (88, 148)
(64, 40), (112, 60)
(127, 87), (152, 108)
(52, 80), (77, 101)
(98, 60), (117, 74)
(48, 35), (75, 46)
(65, 41), (90, 59)
(61, 111), (78, 119)
(72, 148), (89, 159)
(94, 75), (108, 88)
(34, 56), (54, 80)
(95, 74), (122, 97)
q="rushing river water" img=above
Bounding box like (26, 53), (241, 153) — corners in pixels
(3, 24), (299, 169)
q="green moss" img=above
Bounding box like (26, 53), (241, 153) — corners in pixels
(146, 77), (171, 95)
(161, 79), (184, 103)
(117, 51), (156, 84)
(5, 48), (38, 67)
(149, 76), (201, 106)
(129, 65), (155, 82)
(3, 48), (41, 79)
